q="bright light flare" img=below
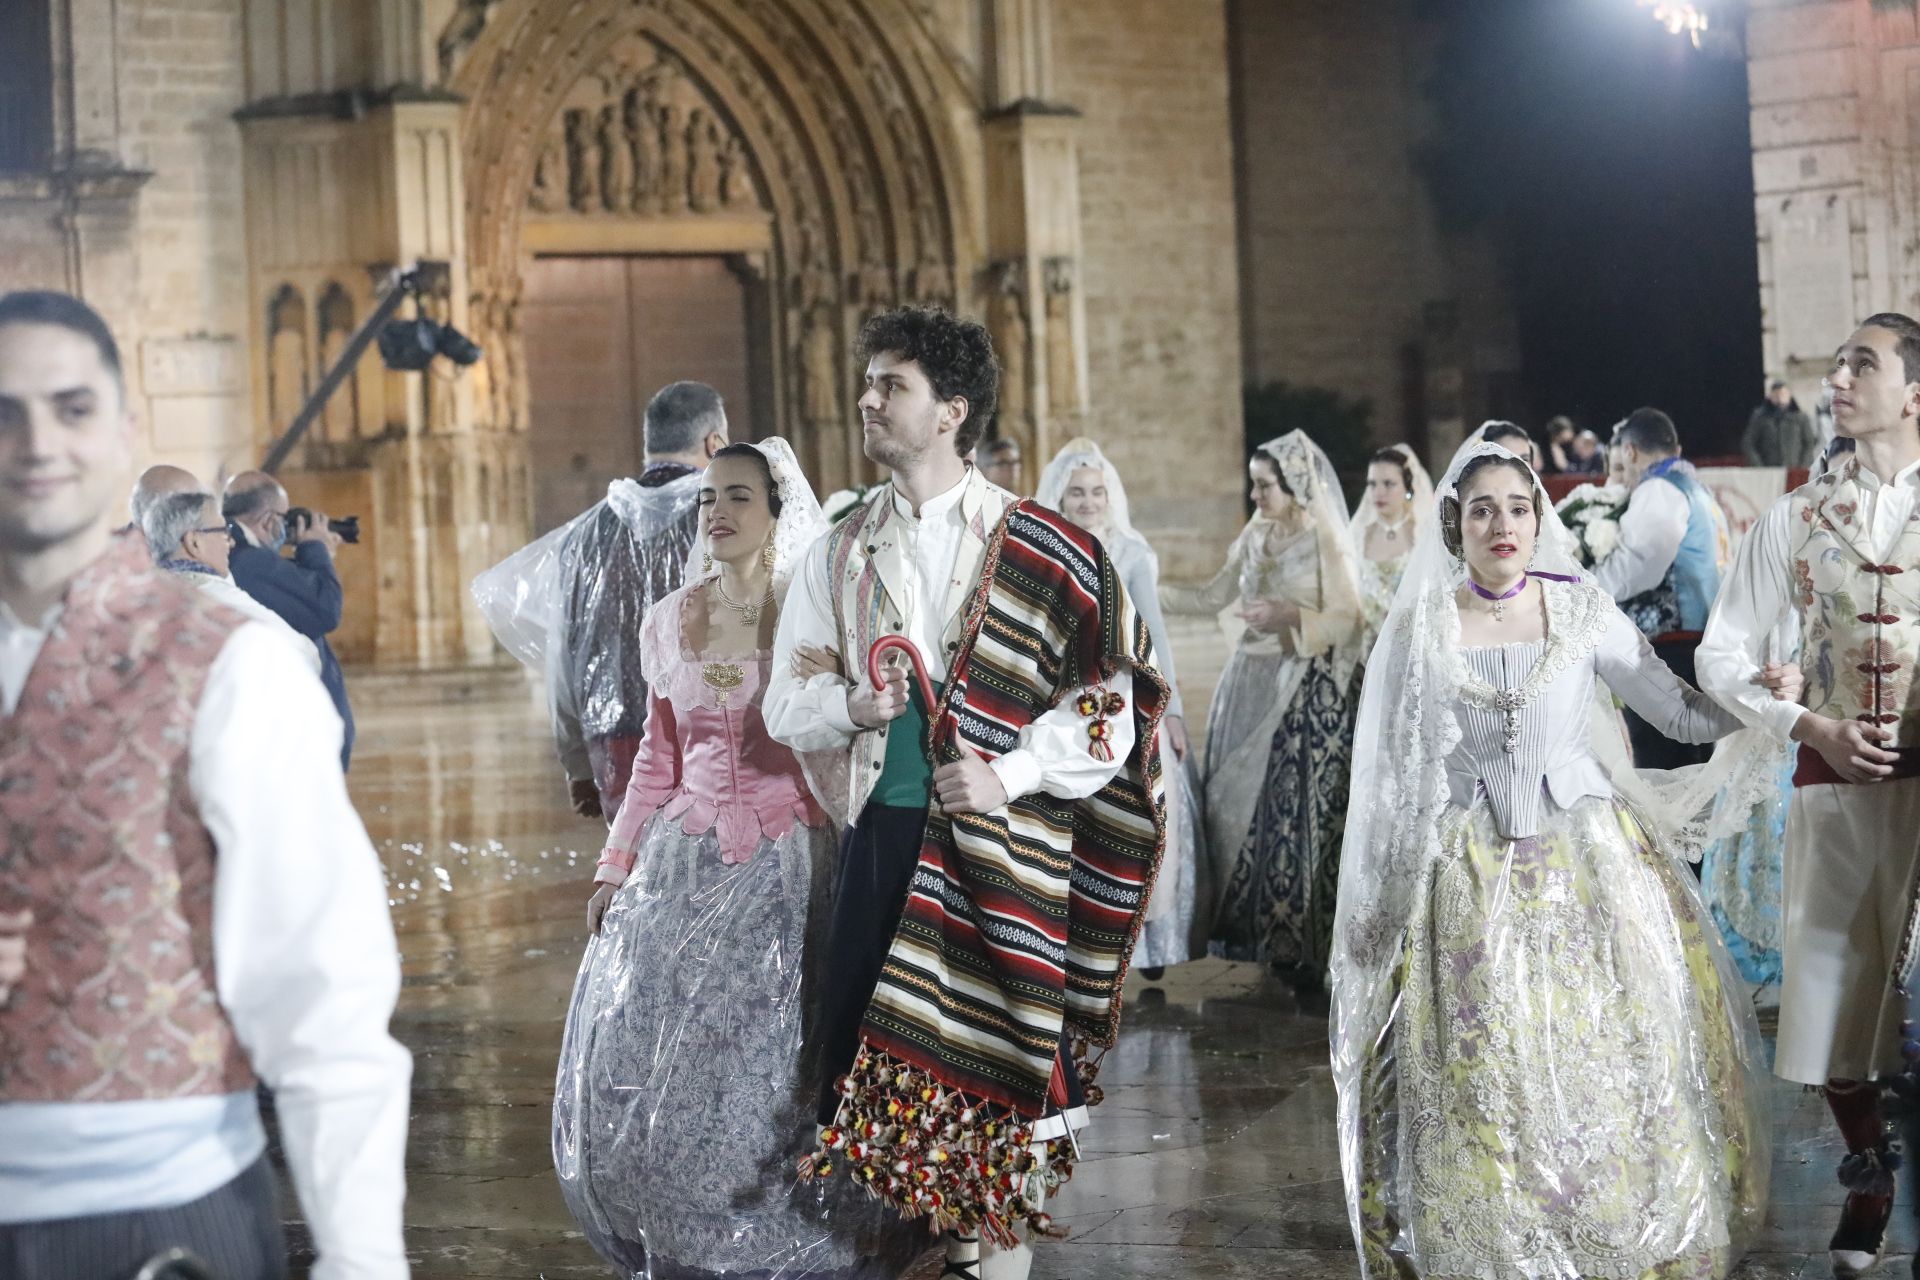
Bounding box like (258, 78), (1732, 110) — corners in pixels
(1637, 0), (1711, 48)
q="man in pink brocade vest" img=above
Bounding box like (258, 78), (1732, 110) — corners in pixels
(0, 290), (412, 1280)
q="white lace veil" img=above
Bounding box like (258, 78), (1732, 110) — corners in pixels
(1330, 439), (1785, 1269)
(1347, 442), (1434, 543)
(678, 436), (828, 595)
(1034, 437), (1140, 544)
(1250, 431), (1365, 675)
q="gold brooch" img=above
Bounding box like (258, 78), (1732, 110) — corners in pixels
(703, 663), (745, 705)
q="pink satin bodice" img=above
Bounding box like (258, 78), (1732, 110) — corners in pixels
(600, 584), (825, 875)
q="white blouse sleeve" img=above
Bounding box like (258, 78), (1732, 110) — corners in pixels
(1696, 498), (1805, 742)
(1593, 479), (1690, 602)
(988, 682), (1137, 801)
(764, 534), (862, 752)
(193, 623), (412, 1280)
(1592, 606), (1743, 744)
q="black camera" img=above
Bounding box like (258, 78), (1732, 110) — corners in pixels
(285, 507), (361, 545)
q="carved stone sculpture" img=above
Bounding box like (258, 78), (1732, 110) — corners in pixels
(599, 104), (634, 212)
(688, 110), (723, 213)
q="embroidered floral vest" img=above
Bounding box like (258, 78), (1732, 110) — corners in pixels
(1790, 465), (1920, 748)
(0, 536), (257, 1102)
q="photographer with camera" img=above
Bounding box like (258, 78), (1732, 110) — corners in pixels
(223, 470), (355, 770)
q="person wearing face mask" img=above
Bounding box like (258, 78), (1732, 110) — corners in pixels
(1035, 437), (1206, 976)
(1331, 441), (1792, 1280)
(222, 469), (352, 770)
(1699, 314), (1920, 1279)
(767, 307), (1168, 1280)
(553, 439), (922, 1280)
(1161, 432), (1362, 996)
(142, 489), (320, 675)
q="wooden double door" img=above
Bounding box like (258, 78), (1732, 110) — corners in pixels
(521, 254), (771, 534)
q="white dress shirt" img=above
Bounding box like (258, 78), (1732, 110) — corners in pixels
(1698, 454), (1920, 740)
(186, 569), (324, 675)
(1594, 473), (1691, 603)
(766, 475), (1135, 803)
(0, 605), (411, 1279)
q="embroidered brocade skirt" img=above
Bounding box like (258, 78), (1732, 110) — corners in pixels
(1205, 648), (1355, 972)
(1356, 797), (1767, 1280)
(553, 812), (923, 1280)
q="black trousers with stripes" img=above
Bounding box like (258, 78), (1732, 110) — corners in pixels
(0, 1155), (286, 1280)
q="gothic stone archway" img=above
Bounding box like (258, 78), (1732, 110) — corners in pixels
(450, 0), (982, 510)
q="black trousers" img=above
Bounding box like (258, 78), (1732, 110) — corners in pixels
(1624, 635), (1713, 771)
(0, 1156), (286, 1280)
(812, 802), (1087, 1126)
(816, 803), (928, 1123)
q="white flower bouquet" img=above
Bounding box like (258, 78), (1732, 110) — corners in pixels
(1556, 482), (1628, 569)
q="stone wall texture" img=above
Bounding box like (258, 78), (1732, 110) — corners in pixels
(1054, 0), (1247, 567)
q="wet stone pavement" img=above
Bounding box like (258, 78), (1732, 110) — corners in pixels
(274, 666), (1902, 1279)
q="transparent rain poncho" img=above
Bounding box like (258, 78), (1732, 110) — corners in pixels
(548, 440), (926, 1279)
(471, 467), (703, 817)
(1330, 440), (1774, 1280)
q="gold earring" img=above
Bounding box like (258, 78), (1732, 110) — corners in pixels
(701, 551), (713, 573)
(762, 540), (776, 570)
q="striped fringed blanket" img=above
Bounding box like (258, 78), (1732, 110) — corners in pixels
(802, 501), (1169, 1244)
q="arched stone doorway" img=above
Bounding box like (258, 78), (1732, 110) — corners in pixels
(449, 0), (982, 522)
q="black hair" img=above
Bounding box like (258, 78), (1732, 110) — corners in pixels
(1249, 450), (1294, 498)
(707, 442), (783, 517)
(644, 381), (727, 455)
(0, 290), (124, 390)
(1859, 312), (1920, 385)
(1479, 421), (1532, 455)
(1611, 406), (1680, 455)
(855, 306), (1000, 456)
(1440, 453), (1541, 559)
(1369, 446), (1415, 496)
(979, 436), (1020, 461)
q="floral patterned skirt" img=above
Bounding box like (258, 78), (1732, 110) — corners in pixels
(553, 813), (925, 1279)
(1356, 797), (1767, 1280)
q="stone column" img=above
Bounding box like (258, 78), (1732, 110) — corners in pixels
(981, 0), (1087, 475)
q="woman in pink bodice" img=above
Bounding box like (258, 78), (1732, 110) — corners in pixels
(553, 440), (921, 1280)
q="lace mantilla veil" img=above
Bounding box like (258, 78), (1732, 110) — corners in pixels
(677, 436), (828, 597)
(1347, 443), (1434, 543)
(1243, 431), (1366, 675)
(1328, 438), (1785, 1266)
(1034, 437), (1143, 545)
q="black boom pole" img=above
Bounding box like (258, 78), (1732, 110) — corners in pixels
(259, 260), (448, 474)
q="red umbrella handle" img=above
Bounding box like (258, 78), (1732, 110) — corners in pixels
(866, 635), (939, 716)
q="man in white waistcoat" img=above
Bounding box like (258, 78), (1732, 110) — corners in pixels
(1699, 312), (1920, 1279)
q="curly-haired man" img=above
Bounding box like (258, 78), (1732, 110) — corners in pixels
(766, 306), (1168, 1279)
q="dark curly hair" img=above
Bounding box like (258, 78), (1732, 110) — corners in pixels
(1439, 453), (1541, 559)
(707, 442), (783, 517)
(855, 306), (1000, 456)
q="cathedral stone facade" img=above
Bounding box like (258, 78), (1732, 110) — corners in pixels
(0, 0), (1246, 665)
(1746, 0), (1920, 410)
(1, 0), (1517, 667)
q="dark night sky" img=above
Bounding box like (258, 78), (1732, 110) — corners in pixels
(1424, 0), (1764, 456)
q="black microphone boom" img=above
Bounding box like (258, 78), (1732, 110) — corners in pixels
(260, 260), (464, 474)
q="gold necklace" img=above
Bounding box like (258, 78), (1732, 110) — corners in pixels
(714, 576), (774, 625)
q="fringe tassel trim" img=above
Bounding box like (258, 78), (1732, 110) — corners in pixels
(797, 1043), (1081, 1249)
